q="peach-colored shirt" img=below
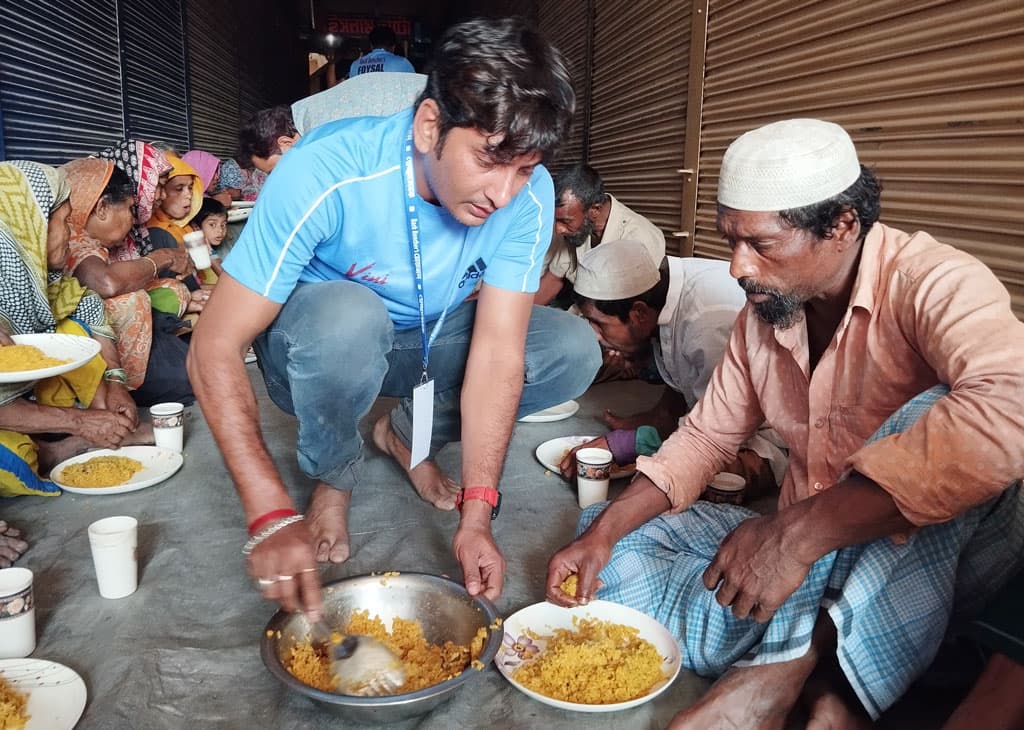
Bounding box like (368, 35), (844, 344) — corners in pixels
(637, 223), (1024, 526)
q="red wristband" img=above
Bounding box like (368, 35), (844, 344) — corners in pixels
(455, 486), (502, 519)
(248, 508), (298, 536)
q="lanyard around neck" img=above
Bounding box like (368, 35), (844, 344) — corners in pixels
(403, 126), (455, 381)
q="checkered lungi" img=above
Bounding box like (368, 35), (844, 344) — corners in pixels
(581, 385), (1024, 718)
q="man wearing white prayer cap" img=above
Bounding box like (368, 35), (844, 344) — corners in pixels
(558, 240), (787, 496)
(548, 118), (1024, 727)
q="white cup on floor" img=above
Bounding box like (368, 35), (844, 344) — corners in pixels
(183, 230), (212, 270)
(0, 567), (35, 658)
(88, 516), (139, 599)
(150, 402), (184, 453)
(575, 447), (614, 509)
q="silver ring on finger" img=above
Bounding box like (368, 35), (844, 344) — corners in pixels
(276, 575), (294, 582)
(256, 578), (276, 588)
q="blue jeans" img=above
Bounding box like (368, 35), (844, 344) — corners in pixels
(254, 280), (601, 490)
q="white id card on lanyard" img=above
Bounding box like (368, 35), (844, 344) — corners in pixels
(409, 378), (434, 468)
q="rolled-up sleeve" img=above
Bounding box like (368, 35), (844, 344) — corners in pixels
(847, 255), (1024, 525)
(637, 309), (767, 511)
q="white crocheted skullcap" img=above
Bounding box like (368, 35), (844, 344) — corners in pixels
(718, 119), (861, 211)
(574, 239), (661, 300)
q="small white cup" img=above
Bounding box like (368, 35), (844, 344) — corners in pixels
(0, 567), (35, 658)
(183, 230), (212, 270)
(576, 447), (613, 509)
(150, 402), (184, 453)
(88, 516), (139, 599)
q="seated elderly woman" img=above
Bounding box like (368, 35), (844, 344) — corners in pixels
(0, 160), (152, 499)
(181, 149), (233, 207)
(62, 156), (195, 406)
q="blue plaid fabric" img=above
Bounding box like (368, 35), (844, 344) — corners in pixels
(582, 385), (1024, 719)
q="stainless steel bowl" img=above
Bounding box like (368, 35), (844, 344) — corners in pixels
(261, 572), (503, 725)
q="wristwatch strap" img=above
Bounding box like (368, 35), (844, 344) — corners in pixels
(456, 486), (502, 519)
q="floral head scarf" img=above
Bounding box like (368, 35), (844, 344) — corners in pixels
(0, 161), (106, 336)
(98, 140), (171, 257)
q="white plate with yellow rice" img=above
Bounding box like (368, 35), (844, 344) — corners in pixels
(51, 446), (184, 495)
(0, 334), (101, 384)
(496, 599), (680, 713)
(0, 658), (86, 730)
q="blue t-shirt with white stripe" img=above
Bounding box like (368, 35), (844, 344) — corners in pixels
(224, 109), (553, 330)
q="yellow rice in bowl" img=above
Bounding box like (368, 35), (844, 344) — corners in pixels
(512, 617), (665, 704)
(59, 455), (144, 488)
(0, 675), (29, 730)
(286, 609), (489, 694)
(0, 344), (69, 372)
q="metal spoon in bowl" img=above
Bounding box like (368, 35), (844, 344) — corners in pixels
(330, 635), (407, 696)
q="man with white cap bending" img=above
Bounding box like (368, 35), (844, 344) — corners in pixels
(557, 240), (787, 496)
(547, 119), (1024, 727)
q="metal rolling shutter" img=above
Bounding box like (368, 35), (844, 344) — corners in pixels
(587, 0), (690, 253)
(117, 0), (190, 152)
(538, 0), (591, 172)
(0, 1), (123, 164)
(693, 0), (1024, 317)
(186, 0), (241, 159)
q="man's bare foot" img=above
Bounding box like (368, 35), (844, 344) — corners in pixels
(801, 666), (871, 730)
(371, 416), (460, 510)
(668, 658), (818, 730)
(0, 521), (28, 568)
(306, 483), (351, 563)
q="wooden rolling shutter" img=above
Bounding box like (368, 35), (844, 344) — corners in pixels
(118, 0), (190, 152)
(694, 0), (1024, 317)
(0, 1), (123, 163)
(538, 0), (590, 172)
(186, 0), (241, 159)
(587, 0), (690, 253)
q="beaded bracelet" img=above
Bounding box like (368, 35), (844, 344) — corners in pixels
(103, 367), (128, 385)
(242, 514), (304, 556)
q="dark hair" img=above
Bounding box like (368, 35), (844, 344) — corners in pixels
(554, 163), (606, 208)
(574, 256), (671, 323)
(100, 166), (135, 205)
(368, 25), (397, 49)
(238, 106), (297, 163)
(192, 197), (227, 227)
(777, 165), (882, 243)
(415, 17), (574, 164)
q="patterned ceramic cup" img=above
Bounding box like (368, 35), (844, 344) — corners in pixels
(576, 448), (613, 509)
(0, 567), (35, 658)
(150, 402), (184, 453)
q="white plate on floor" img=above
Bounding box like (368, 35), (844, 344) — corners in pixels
(496, 600), (680, 712)
(0, 658), (87, 730)
(51, 445), (184, 495)
(0, 334), (101, 384)
(518, 400), (580, 423)
(535, 436), (636, 479)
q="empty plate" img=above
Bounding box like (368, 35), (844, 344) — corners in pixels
(518, 400), (580, 423)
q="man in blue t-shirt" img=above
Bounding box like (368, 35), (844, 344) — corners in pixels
(188, 18), (601, 620)
(348, 25), (415, 77)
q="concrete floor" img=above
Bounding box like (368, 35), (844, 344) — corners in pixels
(2, 368), (967, 728)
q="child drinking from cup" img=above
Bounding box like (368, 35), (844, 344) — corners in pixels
(189, 198), (227, 283)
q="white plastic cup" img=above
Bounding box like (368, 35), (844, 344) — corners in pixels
(0, 567), (35, 658)
(576, 447), (613, 509)
(150, 402), (184, 453)
(183, 230), (212, 269)
(88, 516), (139, 599)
